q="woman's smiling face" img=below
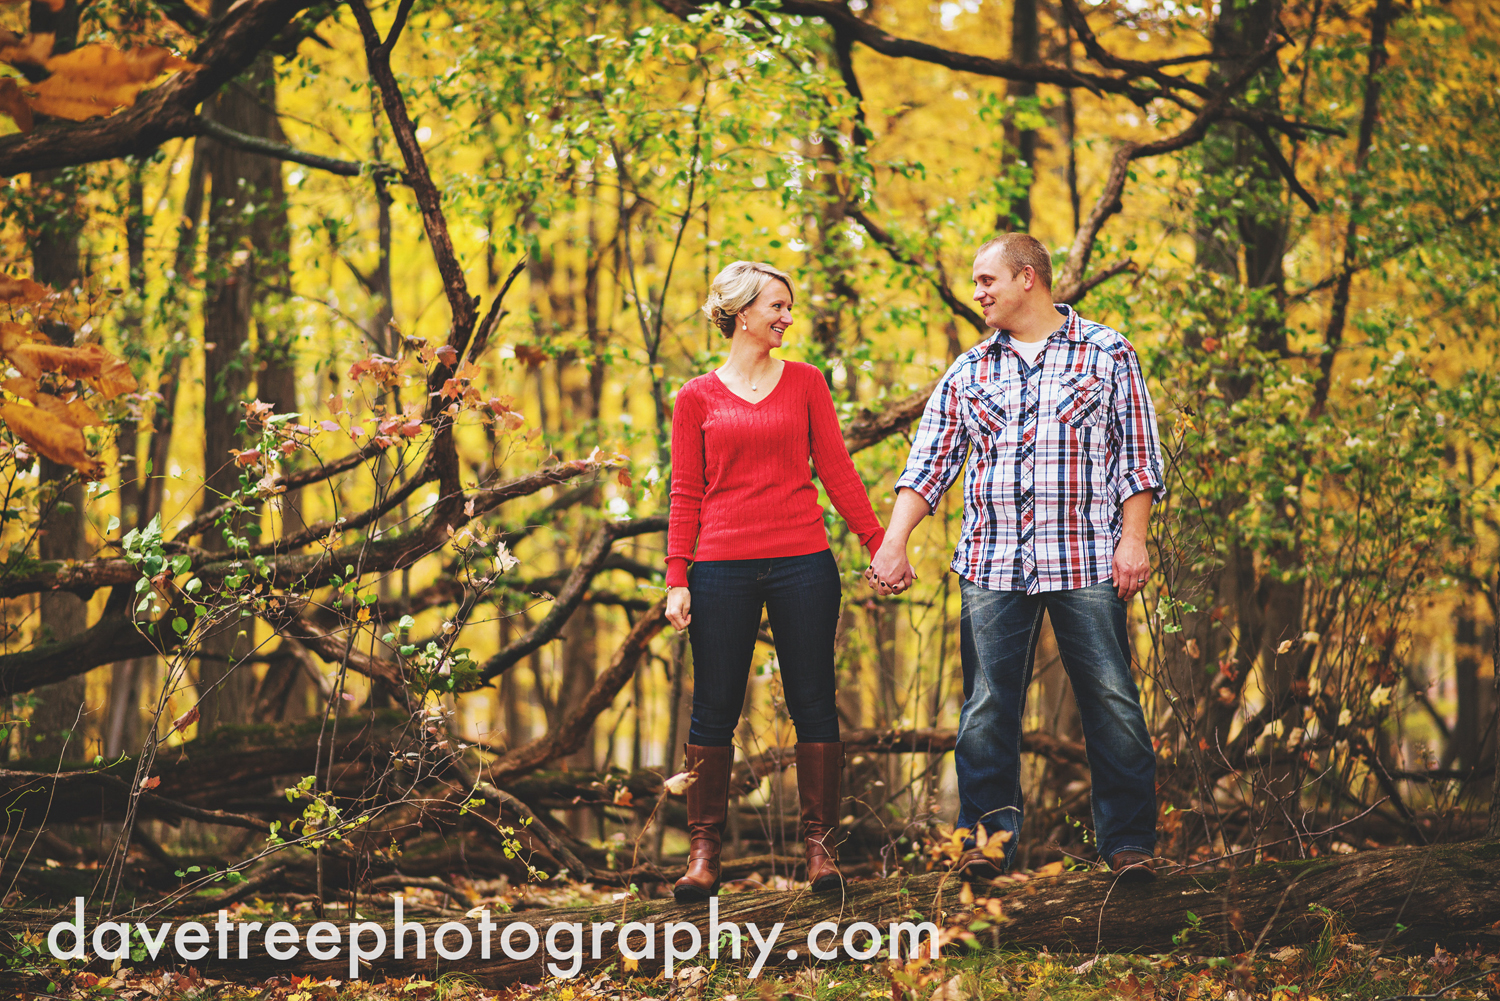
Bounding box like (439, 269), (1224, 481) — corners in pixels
(736, 279), (794, 348)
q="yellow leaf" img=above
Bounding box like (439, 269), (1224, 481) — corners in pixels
(23, 44), (199, 122)
(356, 606), (371, 622)
(0, 401), (96, 475)
(1034, 861), (1066, 877)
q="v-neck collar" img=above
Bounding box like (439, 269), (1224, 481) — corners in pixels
(710, 361), (789, 407)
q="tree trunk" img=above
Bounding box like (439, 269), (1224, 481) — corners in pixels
(24, 0), (90, 764)
(1003, 0), (1038, 229)
(196, 45), (287, 734)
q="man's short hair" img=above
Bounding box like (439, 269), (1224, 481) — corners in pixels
(976, 233), (1052, 290)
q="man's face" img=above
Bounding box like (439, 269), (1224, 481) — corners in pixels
(971, 247), (1029, 330)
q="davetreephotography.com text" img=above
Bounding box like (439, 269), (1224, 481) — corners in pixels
(47, 898), (939, 979)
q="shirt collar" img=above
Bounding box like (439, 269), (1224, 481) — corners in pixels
(986, 304), (1080, 355)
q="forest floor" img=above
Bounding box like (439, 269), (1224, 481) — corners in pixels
(9, 875), (1500, 1001)
(20, 942), (1500, 1001)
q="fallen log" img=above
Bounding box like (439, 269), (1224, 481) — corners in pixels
(6, 840), (1495, 986)
(0, 713), (415, 828)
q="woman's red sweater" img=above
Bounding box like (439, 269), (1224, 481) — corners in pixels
(666, 361), (886, 588)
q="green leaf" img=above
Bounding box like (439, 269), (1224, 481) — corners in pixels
(171, 555), (192, 574)
(171, 617), (189, 635)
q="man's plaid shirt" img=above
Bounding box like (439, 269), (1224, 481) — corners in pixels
(895, 305), (1165, 594)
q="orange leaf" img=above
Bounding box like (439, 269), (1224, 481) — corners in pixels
(0, 402), (96, 475)
(0, 274), (46, 305)
(140, 775), (161, 791)
(88, 346), (136, 398)
(0, 77), (33, 133)
(2, 376), (37, 401)
(35, 393), (103, 428)
(0, 341), (136, 397)
(0, 31), (54, 70)
(171, 706), (199, 734)
(23, 44), (199, 122)
(512, 344), (547, 368)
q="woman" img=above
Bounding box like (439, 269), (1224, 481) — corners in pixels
(665, 260), (895, 902)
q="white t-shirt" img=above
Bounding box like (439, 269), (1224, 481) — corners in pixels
(1008, 336), (1048, 368)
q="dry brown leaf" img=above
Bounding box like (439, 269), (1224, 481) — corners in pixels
(87, 347), (136, 398)
(0, 273), (47, 304)
(23, 44), (198, 122)
(0, 32), (54, 69)
(3, 342), (133, 395)
(2, 376), (37, 400)
(35, 392), (104, 427)
(171, 706), (199, 734)
(0, 78), (34, 132)
(0, 322), (42, 356)
(0, 401), (96, 474)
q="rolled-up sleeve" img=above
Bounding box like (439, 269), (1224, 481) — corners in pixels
(894, 365), (971, 510)
(1110, 344), (1166, 503)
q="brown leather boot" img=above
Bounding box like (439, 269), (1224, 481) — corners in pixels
(796, 741), (845, 892)
(673, 744), (734, 903)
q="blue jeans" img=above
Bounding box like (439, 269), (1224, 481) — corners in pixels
(955, 577), (1156, 866)
(686, 550), (843, 747)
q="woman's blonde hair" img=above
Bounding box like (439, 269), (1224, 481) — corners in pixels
(701, 261), (794, 337)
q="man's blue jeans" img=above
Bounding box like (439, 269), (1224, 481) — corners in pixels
(955, 577), (1156, 867)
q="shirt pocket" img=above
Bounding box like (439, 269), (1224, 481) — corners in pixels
(961, 381), (1011, 437)
(1055, 371), (1108, 429)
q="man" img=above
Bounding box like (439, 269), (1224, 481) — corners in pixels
(867, 233), (1164, 882)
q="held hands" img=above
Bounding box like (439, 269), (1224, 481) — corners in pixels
(865, 540), (917, 597)
(1113, 534), (1151, 601)
(666, 586), (692, 631)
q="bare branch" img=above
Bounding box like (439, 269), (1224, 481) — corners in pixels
(845, 207), (986, 334)
(486, 599), (668, 783)
(477, 517), (666, 681)
(842, 380), (939, 456)
(1055, 26), (1285, 299)
(195, 116), (404, 180)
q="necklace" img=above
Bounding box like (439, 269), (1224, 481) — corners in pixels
(728, 359), (773, 392)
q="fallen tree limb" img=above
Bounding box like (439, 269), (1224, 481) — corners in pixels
(0, 714), (412, 828)
(498, 728), (1087, 807)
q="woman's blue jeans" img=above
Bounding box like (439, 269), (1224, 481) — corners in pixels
(686, 550), (843, 747)
(956, 576), (1157, 867)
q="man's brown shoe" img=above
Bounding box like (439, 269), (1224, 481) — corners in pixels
(952, 848), (1003, 882)
(1108, 849), (1157, 883)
